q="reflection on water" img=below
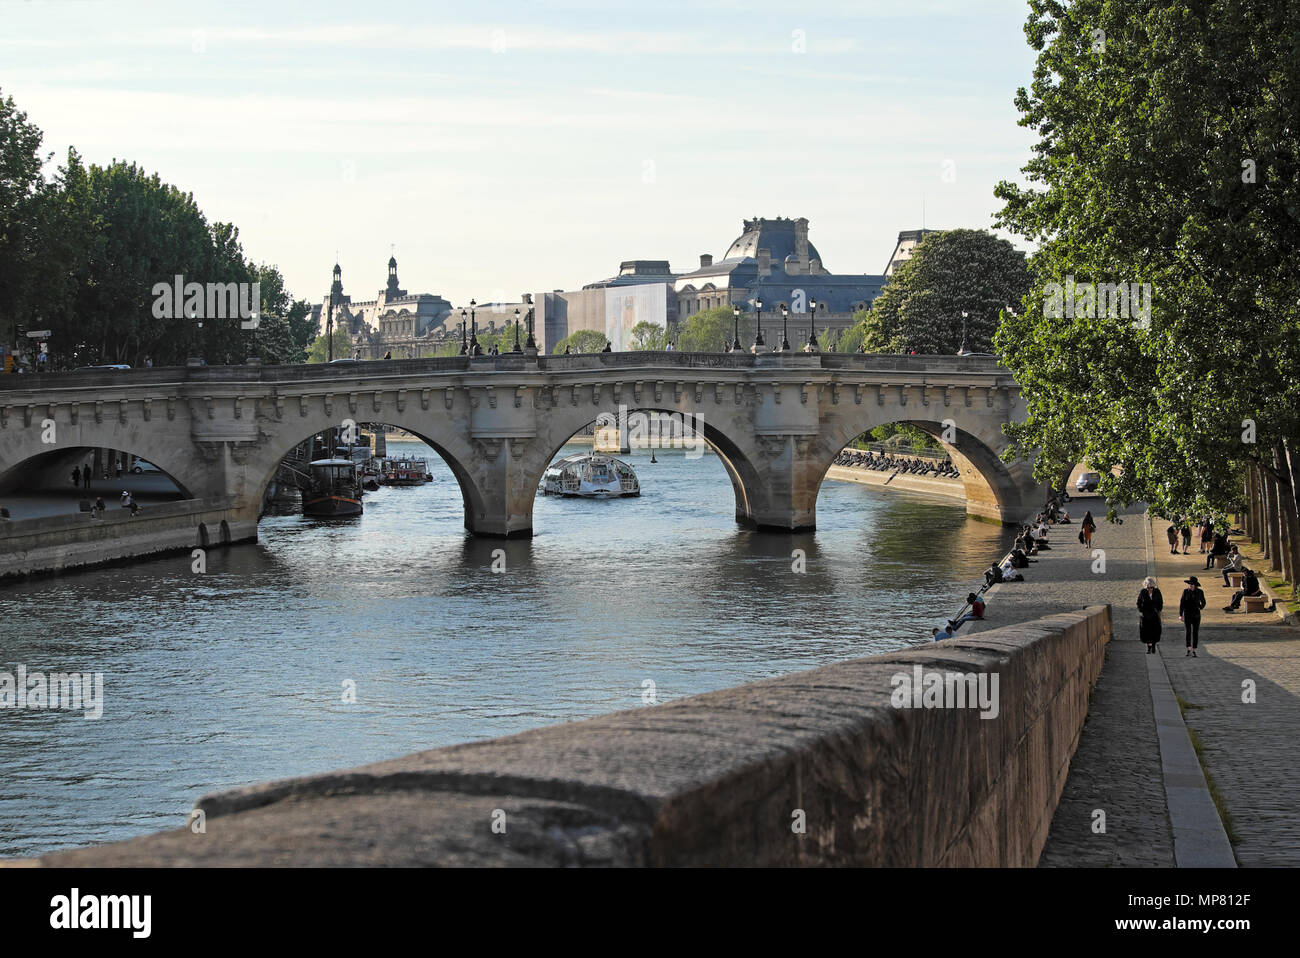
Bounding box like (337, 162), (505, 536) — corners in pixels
(0, 441), (1011, 856)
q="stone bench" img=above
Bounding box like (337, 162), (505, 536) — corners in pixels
(1243, 594), (1270, 613)
(1214, 554), (1229, 568)
(1226, 571), (1244, 589)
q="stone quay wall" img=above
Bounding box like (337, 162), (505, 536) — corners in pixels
(0, 497), (252, 580)
(37, 605), (1111, 867)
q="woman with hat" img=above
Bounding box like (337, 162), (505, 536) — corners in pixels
(1179, 575), (1206, 657)
(1138, 576), (1164, 654)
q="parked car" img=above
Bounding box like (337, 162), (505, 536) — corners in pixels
(1076, 471), (1101, 492)
(130, 460), (161, 474)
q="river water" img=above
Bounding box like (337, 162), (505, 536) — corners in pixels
(0, 440), (1012, 857)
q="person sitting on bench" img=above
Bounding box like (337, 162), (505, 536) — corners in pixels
(1224, 568), (1263, 611)
(1204, 531), (1230, 570)
(1221, 546), (1244, 586)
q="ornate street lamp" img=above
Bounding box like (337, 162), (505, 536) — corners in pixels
(805, 301), (820, 353)
(459, 309), (468, 355)
(779, 302), (791, 352)
(730, 304), (742, 352)
(469, 299), (482, 356)
(751, 297), (766, 353)
(525, 306), (537, 350)
(512, 308), (523, 353)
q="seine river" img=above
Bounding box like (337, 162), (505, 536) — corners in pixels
(0, 441), (1012, 857)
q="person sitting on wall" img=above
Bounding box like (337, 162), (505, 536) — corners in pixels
(1224, 568), (1263, 612)
(949, 593), (986, 630)
(932, 624), (955, 641)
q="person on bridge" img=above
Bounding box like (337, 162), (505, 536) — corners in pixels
(1138, 577), (1164, 654)
(1179, 576), (1206, 657)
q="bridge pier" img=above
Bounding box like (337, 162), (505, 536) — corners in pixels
(464, 436), (535, 539)
(738, 434), (822, 532)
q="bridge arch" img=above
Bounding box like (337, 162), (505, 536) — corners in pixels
(522, 405), (763, 530)
(246, 411), (488, 531)
(814, 406), (1042, 526)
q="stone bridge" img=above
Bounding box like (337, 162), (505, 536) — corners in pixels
(0, 352), (1046, 543)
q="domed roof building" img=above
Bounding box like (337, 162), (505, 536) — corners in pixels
(674, 216), (886, 321)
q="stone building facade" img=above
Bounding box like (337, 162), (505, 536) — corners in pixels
(309, 257), (458, 359)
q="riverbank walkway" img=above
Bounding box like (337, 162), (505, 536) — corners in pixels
(958, 498), (1299, 867)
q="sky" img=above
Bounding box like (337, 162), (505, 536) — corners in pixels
(1, 0), (1039, 308)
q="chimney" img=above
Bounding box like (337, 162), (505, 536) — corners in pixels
(757, 247), (771, 275)
(808, 257), (821, 275)
(794, 217), (810, 272)
(700, 253), (712, 268)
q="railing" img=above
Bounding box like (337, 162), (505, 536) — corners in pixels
(0, 350), (1010, 393)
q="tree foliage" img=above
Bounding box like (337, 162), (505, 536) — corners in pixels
(0, 88), (311, 369)
(993, 0), (1300, 518)
(552, 329), (609, 353)
(852, 229), (1028, 355)
(675, 306), (734, 352)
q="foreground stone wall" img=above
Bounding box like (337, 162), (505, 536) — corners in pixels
(0, 498), (252, 580)
(31, 605), (1111, 867)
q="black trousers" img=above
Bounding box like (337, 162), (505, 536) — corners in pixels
(1185, 618), (1200, 648)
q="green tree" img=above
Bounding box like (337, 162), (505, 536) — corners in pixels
(993, 0), (1300, 522)
(676, 306), (733, 352)
(552, 329), (608, 353)
(850, 229), (1028, 355)
(0, 89), (52, 365)
(628, 321), (668, 350)
(306, 327), (353, 363)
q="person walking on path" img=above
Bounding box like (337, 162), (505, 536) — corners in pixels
(1166, 523), (1179, 554)
(1138, 576), (1164, 654)
(1080, 510), (1097, 547)
(1199, 517), (1214, 554)
(1180, 520), (1192, 553)
(82, 462), (92, 489)
(1179, 576), (1206, 657)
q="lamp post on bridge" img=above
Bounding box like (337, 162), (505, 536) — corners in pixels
(512, 307), (523, 353)
(805, 301), (820, 353)
(779, 302), (791, 352)
(751, 298), (765, 353)
(468, 299), (482, 357)
(459, 309), (468, 355)
(525, 305), (537, 350)
(730, 304), (742, 352)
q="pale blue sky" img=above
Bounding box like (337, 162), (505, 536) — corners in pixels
(1, 0), (1037, 307)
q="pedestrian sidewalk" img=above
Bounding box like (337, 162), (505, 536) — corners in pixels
(956, 504), (1178, 865)
(1151, 518), (1300, 867)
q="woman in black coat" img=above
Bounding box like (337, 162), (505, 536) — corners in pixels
(1138, 576), (1164, 653)
(1178, 576), (1206, 657)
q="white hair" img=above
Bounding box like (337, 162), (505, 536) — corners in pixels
(1143, 576), (1157, 589)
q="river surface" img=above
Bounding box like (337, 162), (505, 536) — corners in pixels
(0, 441), (1012, 857)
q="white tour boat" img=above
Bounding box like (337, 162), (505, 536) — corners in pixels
(540, 453), (640, 498)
